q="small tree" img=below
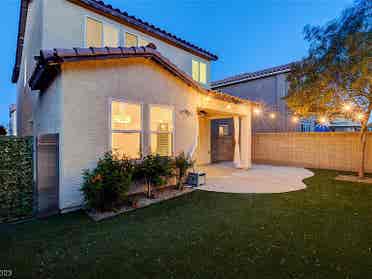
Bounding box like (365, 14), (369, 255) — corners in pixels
(286, 0), (371, 178)
(0, 126), (7, 136)
(174, 152), (194, 190)
(137, 155), (174, 198)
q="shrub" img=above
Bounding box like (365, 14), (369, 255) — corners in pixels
(174, 152), (194, 190)
(136, 155), (174, 198)
(81, 152), (134, 211)
(0, 126), (7, 136)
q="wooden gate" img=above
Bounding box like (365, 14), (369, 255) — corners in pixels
(211, 118), (235, 163)
(36, 134), (59, 217)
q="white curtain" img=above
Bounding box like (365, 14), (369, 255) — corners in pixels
(233, 116), (241, 168)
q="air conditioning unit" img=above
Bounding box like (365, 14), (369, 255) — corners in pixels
(186, 172), (206, 187)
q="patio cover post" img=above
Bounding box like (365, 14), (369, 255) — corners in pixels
(240, 115), (252, 169)
(233, 116), (241, 168)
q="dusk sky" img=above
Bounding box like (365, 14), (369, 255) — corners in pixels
(0, 0), (352, 127)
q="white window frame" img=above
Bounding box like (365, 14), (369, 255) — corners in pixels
(192, 59), (207, 84)
(124, 31), (139, 48)
(109, 98), (144, 159)
(149, 104), (175, 157)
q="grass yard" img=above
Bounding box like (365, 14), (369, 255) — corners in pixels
(1, 169), (372, 279)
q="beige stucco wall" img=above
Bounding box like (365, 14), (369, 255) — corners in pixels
(42, 0), (211, 85)
(16, 0), (44, 136)
(58, 58), (250, 210)
(33, 76), (62, 136)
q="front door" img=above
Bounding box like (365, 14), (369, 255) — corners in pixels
(211, 118), (235, 163)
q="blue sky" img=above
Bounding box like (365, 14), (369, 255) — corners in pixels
(0, 0), (352, 127)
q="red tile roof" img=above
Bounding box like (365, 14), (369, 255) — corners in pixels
(12, 0), (218, 83)
(211, 63), (293, 88)
(29, 44), (247, 105)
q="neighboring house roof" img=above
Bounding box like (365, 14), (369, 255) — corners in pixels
(9, 104), (16, 114)
(29, 44), (247, 105)
(211, 63), (293, 88)
(12, 0), (218, 83)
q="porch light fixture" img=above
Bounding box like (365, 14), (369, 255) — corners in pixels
(269, 113), (276, 119)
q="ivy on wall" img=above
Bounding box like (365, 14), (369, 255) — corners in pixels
(0, 137), (33, 223)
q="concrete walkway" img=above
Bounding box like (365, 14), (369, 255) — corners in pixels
(197, 163), (314, 194)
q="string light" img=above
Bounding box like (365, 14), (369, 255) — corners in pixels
(357, 113), (365, 121)
(292, 116), (299, 123)
(343, 103), (353, 112)
(253, 107), (262, 115)
(319, 117), (328, 124)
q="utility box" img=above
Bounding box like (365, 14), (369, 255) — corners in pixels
(186, 172), (206, 187)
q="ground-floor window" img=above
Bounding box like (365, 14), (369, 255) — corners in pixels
(150, 105), (174, 157)
(111, 101), (142, 159)
(110, 101), (174, 158)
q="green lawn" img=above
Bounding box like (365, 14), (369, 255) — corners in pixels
(1, 169), (372, 279)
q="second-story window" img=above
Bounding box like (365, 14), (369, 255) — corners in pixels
(103, 24), (119, 47)
(86, 17), (119, 47)
(86, 17), (102, 47)
(125, 32), (138, 47)
(192, 59), (207, 84)
(139, 38), (149, 47)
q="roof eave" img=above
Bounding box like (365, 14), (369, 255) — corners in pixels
(12, 0), (29, 83)
(212, 68), (292, 89)
(29, 46), (245, 105)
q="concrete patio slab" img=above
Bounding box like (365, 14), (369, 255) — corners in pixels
(196, 163), (314, 194)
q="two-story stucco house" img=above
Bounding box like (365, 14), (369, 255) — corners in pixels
(13, 0), (253, 213)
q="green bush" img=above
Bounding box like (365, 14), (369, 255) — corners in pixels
(174, 152), (194, 190)
(136, 155), (174, 198)
(81, 152), (134, 211)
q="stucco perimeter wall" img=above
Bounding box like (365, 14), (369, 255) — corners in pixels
(42, 0), (211, 85)
(59, 58), (249, 210)
(253, 132), (372, 173)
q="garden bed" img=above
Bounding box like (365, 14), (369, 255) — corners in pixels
(335, 175), (372, 184)
(87, 186), (194, 221)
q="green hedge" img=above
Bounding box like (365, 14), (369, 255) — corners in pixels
(0, 137), (33, 223)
